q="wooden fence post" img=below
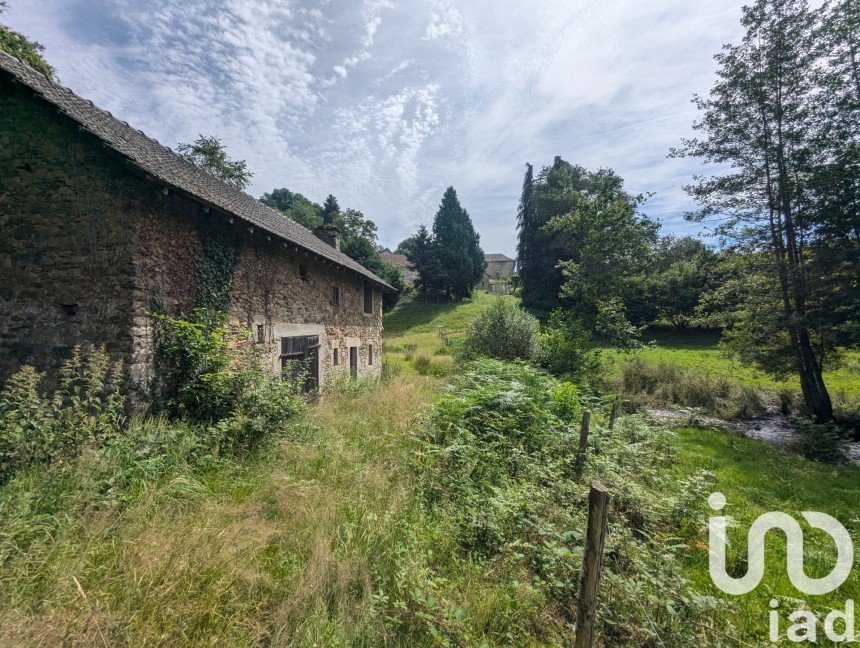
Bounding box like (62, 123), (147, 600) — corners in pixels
(574, 410), (591, 478)
(574, 482), (611, 648)
(609, 399), (619, 430)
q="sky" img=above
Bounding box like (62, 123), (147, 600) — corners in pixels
(6, 0), (748, 256)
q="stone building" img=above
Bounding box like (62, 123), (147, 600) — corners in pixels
(479, 253), (516, 290)
(379, 251), (418, 286)
(0, 51), (390, 394)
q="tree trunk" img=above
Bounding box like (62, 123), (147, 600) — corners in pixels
(793, 326), (834, 422)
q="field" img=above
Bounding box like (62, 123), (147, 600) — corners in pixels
(604, 326), (860, 404)
(1, 292), (858, 646)
(673, 427), (860, 644)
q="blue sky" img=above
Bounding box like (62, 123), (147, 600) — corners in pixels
(7, 0), (746, 255)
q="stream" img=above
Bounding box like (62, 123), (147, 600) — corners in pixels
(644, 406), (860, 466)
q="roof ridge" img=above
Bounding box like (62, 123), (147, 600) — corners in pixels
(0, 49), (391, 289)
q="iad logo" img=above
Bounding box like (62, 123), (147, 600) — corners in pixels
(707, 492), (856, 643)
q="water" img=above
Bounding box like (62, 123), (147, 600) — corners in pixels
(644, 407), (860, 466)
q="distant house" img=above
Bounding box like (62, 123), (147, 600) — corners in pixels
(0, 51), (391, 395)
(379, 251), (418, 286)
(479, 253), (516, 289)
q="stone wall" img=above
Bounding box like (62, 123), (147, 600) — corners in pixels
(130, 198), (384, 390)
(0, 75), (140, 382)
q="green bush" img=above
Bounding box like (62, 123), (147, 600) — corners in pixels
(535, 309), (602, 381)
(460, 298), (539, 361)
(152, 310), (233, 421)
(0, 346), (123, 483)
(413, 354), (431, 375)
(152, 310), (304, 440)
(413, 359), (733, 645)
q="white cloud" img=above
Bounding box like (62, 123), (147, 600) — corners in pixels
(5, 0), (749, 254)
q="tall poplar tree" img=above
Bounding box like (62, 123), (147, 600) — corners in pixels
(516, 163), (536, 296)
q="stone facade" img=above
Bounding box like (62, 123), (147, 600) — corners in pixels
(479, 254), (516, 289)
(0, 72), (383, 394)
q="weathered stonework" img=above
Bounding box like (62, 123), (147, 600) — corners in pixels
(1, 73), (383, 395)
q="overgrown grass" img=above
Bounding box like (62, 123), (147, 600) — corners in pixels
(604, 328), (860, 404)
(0, 374), (439, 645)
(2, 297), (857, 646)
(383, 291), (511, 376)
(672, 426), (860, 646)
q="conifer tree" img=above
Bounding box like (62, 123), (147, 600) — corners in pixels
(321, 194), (340, 225)
(429, 187), (485, 299)
(516, 163), (536, 298)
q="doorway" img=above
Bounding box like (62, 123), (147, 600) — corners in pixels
(280, 335), (320, 393)
(349, 346), (358, 379)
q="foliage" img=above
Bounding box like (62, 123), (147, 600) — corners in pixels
(259, 187), (322, 229)
(177, 135), (253, 191)
(460, 297), (539, 361)
(0, 2), (55, 79)
(194, 216), (242, 313)
(152, 311), (304, 438)
(672, 0), (859, 421)
(535, 309), (603, 382)
(405, 188), (485, 300)
(0, 346), (123, 482)
(637, 236), (721, 329)
(321, 193), (340, 225)
(414, 360), (737, 645)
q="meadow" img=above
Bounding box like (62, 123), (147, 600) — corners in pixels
(603, 326), (860, 403)
(0, 291), (857, 646)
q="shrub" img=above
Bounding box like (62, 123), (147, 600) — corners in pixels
(0, 346), (123, 483)
(618, 358), (769, 418)
(413, 359), (735, 645)
(413, 355), (431, 375)
(460, 298), (539, 361)
(535, 310), (602, 381)
(152, 310), (233, 421)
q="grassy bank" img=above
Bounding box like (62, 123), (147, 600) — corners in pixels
(673, 426), (860, 645)
(604, 328), (860, 403)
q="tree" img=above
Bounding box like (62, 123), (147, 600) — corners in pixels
(177, 135), (253, 191)
(645, 236), (720, 329)
(321, 194), (340, 225)
(672, 0), (858, 421)
(260, 188), (322, 230)
(403, 225), (437, 296)
(516, 163), (538, 299)
(427, 187), (485, 299)
(0, 2), (55, 79)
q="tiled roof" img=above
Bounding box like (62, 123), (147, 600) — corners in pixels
(485, 253), (515, 263)
(379, 252), (412, 268)
(0, 51), (392, 289)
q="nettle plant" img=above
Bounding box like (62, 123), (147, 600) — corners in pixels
(0, 346), (123, 483)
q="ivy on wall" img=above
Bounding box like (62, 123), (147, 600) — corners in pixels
(194, 214), (242, 316)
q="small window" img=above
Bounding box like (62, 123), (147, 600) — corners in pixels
(331, 285), (340, 308)
(363, 282), (373, 314)
(333, 348), (339, 365)
(299, 265), (309, 281)
(368, 344), (373, 365)
(256, 324), (265, 343)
